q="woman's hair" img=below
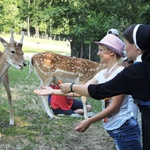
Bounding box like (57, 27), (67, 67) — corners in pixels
(123, 24), (136, 44)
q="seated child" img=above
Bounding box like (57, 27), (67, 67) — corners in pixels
(48, 84), (92, 116)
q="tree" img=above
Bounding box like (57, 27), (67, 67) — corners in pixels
(139, 1), (150, 24)
(0, 0), (19, 32)
(1, 0), (147, 60)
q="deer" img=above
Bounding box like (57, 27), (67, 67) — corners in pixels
(27, 52), (106, 119)
(0, 28), (26, 126)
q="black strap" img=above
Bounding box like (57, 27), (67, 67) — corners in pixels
(70, 83), (74, 92)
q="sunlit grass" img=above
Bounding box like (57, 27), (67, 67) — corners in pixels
(0, 34), (114, 149)
(0, 34), (71, 55)
(0, 65), (107, 149)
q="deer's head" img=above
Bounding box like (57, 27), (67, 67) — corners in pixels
(0, 28), (26, 70)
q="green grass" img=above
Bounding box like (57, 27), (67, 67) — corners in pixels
(0, 35), (115, 149)
(0, 65), (115, 150)
(0, 34), (71, 55)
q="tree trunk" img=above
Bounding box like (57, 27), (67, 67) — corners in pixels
(35, 24), (39, 38)
(89, 43), (91, 60)
(27, 0), (30, 37)
(27, 17), (30, 37)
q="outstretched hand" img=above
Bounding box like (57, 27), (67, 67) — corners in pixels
(33, 86), (53, 96)
(74, 119), (91, 133)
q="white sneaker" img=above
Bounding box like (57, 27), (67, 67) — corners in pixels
(87, 112), (96, 117)
(71, 114), (82, 117)
(57, 114), (65, 116)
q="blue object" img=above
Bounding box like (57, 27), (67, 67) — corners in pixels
(48, 95), (51, 105)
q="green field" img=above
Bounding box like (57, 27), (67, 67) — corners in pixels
(0, 34), (71, 55)
(0, 36), (115, 149)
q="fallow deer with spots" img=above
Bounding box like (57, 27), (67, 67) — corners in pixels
(0, 28), (26, 126)
(27, 52), (106, 119)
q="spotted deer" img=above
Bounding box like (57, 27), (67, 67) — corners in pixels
(0, 29), (26, 126)
(27, 52), (106, 119)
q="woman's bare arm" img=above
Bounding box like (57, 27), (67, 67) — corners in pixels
(59, 83), (90, 97)
(33, 86), (81, 97)
(74, 94), (124, 132)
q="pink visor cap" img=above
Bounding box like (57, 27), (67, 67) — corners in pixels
(94, 34), (125, 57)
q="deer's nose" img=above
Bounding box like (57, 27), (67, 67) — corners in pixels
(23, 62), (27, 67)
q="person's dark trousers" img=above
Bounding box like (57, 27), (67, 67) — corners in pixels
(138, 105), (150, 150)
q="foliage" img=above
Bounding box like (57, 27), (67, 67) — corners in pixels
(139, 2), (150, 24)
(0, 0), (149, 59)
(0, 0), (19, 32)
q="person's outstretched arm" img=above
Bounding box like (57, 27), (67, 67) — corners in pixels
(33, 86), (81, 97)
(60, 69), (129, 100)
(34, 76), (98, 97)
(74, 94), (124, 132)
(59, 83), (90, 97)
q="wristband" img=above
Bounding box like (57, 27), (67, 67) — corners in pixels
(70, 83), (74, 92)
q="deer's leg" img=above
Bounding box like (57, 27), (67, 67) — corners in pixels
(40, 80), (55, 119)
(81, 96), (88, 119)
(2, 74), (14, 126)
(40, 96), (54, 118)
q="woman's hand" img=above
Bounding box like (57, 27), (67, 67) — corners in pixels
(33, 86), (53, 96)
(59, 83), (72, 93)
(74, 119), (91, 133)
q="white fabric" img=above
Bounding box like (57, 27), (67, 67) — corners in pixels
(133, 24), (141, 50)
(128, 95), (139, 119)
(135, 54), (142, 62)
(95, 66), (132, 130)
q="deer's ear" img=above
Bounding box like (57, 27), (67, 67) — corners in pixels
(17, 43), (23, 48)
(0, 37), (8, 47)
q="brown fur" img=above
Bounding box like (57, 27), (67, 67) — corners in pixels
(0, 30), (25, 126)
(27, 52), (106, 119)
(30, 52), (106, 85)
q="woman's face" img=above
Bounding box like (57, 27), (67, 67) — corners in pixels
(97, 45), (113, 63)
(124, 39), (137, 60)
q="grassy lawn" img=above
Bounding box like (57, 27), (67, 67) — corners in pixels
(0, 65), (115, 150)
(0, 34), (71, 55)
(0, 35), (115, 150)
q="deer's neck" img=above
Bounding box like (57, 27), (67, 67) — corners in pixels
(0, 54), (10, 79)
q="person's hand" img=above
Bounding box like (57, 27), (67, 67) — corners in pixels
(74, 119), (91, 132)
(59, 83), (72, 93)
(33, 86), (53, 96)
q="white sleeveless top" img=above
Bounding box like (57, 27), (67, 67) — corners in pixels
(95, 66), (133, 130)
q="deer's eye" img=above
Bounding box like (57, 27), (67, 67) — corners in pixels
(11, 50), (16, 54)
